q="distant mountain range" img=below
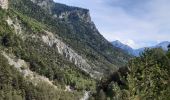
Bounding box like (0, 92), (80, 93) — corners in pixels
(111, 40), (170, 56)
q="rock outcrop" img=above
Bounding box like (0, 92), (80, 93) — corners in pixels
(31, 0), (92, 23)
(6, 17), (22, 35)
(54, 9), (92, 23)
(2, 52), (57, 88)
(42, 31), (102, 78)
(30, 0), (54, 13)
(0, 0), (8, 9)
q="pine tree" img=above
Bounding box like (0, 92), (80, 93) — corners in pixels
(168, 44), (170, 50)
(127, 49), (170, 100)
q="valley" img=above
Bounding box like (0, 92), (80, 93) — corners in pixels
(0, 0), (169, 100)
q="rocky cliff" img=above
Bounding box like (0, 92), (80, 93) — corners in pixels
(41, 31), (101, 78)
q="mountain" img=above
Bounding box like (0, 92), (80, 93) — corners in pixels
(154, 41), (170, 51)
(0, 0), (130, 99)
(111, 40), (135, 55)
(135, 41), (170, 56)
(8, 0), (132, 76)
(112, 40), (170, 56)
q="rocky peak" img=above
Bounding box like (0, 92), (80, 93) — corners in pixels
(0, 0), (8, 9)
(56, 9), (92, 23)
(30, 0), (92, 23)
(54, 3), (92, 23)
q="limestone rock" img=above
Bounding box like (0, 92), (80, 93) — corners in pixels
(0, 0), (8, 9)
(42, 31), (102, 78)
(2, 52), (57, 89)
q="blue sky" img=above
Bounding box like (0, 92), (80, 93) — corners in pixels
(54, 0), (170, 49)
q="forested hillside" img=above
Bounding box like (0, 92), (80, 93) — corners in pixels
(0, 0), (169, 100)
(0, 0), (131, 99)
(9, 0), (130, 75)
(95, 48), (170, 100)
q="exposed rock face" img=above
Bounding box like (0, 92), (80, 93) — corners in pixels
(42, 31), (102, 78)
(55, 9), (92, 23)
(0, 0), (8, 9)
(30, 0), (53, 13)
(31, 0), (92, 23)
(2, 52), (57, 88)
(6, 17), (22, 35)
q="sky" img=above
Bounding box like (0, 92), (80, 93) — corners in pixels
(53, 0), (170, 49)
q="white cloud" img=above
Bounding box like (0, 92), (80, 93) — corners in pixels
(125, 39), (136, 48)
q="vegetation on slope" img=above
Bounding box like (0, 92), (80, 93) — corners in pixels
(0, 6), (94, 100)
(2, 0), (168, 100)
(9, 0), (131, 75)
(0, 52), (84, 100)
(95, 48), (170, 100)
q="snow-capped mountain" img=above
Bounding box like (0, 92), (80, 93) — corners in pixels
(112, 40), (170, 56)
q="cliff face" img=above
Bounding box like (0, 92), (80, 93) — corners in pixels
(30, 0), (53, 13)
(41, 31), (101, 78)
(31, 0), (92, 23)
(54, 9), (92, 23)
